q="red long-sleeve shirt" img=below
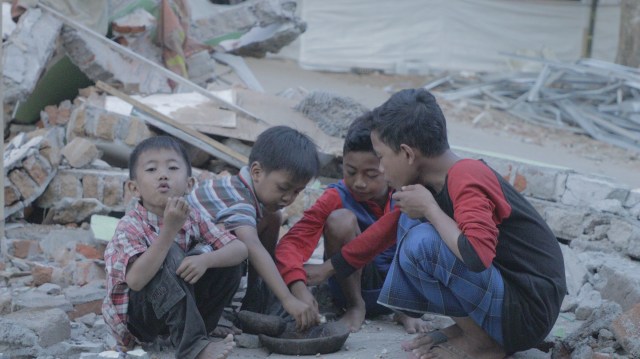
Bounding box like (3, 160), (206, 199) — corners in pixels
(275, 186), (397, 285)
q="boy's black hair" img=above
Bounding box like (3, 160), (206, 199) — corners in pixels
(129, 136), (192, 179)
(343, 112), (374, 154)
(249, 126), (320, 183)
(371, 88), (449, 157)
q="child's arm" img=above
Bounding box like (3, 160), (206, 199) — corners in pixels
(126, 197), (189, 291)
(276, 189), (341, 286)
(235, 226), (320, 331)
(393, 185), (463, 259)
(176, 240), (247, 284)
(289, 280), (319, 314)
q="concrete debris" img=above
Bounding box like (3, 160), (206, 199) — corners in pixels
(190, 0), (306, 58)
(62, 26), (174, 95)
(294, 91), (370, 138)
(3, 128), (63, 219)
(2, 7), (62, 104)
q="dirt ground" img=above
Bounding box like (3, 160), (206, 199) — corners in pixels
(244, 57), (640, 189)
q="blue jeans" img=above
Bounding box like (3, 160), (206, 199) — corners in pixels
(378, 215), (505, 345)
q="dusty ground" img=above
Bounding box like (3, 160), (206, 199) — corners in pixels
(243, 57), (640, 189)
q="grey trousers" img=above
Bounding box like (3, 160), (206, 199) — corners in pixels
(128, 243), (242, 359)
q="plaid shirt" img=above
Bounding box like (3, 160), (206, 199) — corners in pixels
(187, 166), (264, 230)
(102, 199), (236, 349)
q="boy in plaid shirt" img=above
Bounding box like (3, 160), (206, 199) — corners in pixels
(103, 136), (247, 359)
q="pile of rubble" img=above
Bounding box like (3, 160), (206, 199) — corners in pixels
(429, 56), (640, 153)
(0, 1), (639, 358)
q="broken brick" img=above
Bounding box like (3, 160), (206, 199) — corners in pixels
(75, 243), (103, 261)
(22, 154), (51, 186)
(8, 169), (38, 201)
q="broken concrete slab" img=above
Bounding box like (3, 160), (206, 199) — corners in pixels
(0, 308), (70, 357)
(61, 25), (173, 94)
(190, 0), (306, 58)
(2, 7), (63, 104)
(294, 91), (369, 138)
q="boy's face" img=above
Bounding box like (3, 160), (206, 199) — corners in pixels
(127, 148), (194, 216)
(370, 131), (416, 190)
(342, 151), (388, 202)
(250, 162), (307, 213)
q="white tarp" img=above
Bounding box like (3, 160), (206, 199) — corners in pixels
(289, 0), (620, 73)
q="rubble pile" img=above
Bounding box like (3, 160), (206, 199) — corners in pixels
(0, 1), (639, 358)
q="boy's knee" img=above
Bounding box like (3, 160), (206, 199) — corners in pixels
(399, 224), (440, 266)
(164, 243), (187, 271)
(324, 209), (358, 243)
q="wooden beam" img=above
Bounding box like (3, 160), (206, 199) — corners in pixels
(97, 81), (248, 169)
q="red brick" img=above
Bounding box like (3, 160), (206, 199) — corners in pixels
(96, 114), (118, 140)
(124, 118), (151, 146)
(103, 175), (124, 207)
(59, 173), (82, 198)
(74, 261), (105, 286)
(22, 155), (51, 186)
(75, 243), (103, 260)
(43, 105), (59, 125)
(611, 303), (640, 356)
(8, 169), (38, 200)
(32, 264), (54, 286)
(82, 175), (101, 199)
(5, 184), (21, 205)
(70, 108), (87, 138)
(12, 239), (40, 259)
(513, 173), (527, 193)
(67, 300), (103, 320)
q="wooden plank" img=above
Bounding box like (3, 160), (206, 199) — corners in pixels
(96, 81), (248, 169)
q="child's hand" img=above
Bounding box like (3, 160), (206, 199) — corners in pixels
(392, 185), (437, 219)
(290, 282), (320, 315)
(176, 255), (208, 284)
(304, 263), (330, 286)
(163, 197), (190, 233)
(283, 295), (320, 331)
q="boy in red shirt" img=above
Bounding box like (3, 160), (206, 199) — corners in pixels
(276, 113), (429, 333)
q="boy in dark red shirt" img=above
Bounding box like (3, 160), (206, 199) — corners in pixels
(307, 89), (567, 358)
(275, 113), (429, 333)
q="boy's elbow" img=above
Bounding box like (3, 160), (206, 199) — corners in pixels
(239, 241), (249, 259)
(126, 278), (144, 292)
(230, 239), (249, 262)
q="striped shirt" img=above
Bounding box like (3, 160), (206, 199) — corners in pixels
(102, 199), (236, 348)
(187, 166), (264, 230)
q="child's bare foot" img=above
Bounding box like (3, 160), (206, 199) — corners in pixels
(395, 312), (431, 334)
(338, 305), (366, 332)
(196, 334), (235, 359)
(210, 321), (242, 338)
(401, 324), (461, 353)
